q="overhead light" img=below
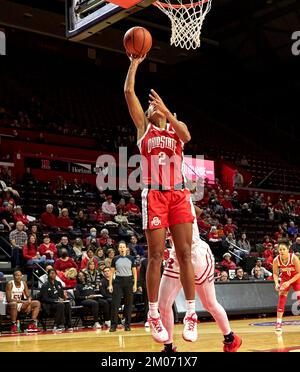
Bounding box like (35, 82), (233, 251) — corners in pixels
(23, 13), (33, 18)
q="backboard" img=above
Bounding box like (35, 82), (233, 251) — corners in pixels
(66, 0), (155, 41)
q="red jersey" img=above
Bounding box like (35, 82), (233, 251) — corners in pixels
(275, 253), (299, 282)
(138, 123), (185, 189)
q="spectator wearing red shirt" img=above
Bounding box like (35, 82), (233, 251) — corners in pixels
(99, 228), (115, 247)
(208, 226), (221, 243)
(221, 195), (234, 211)
(38, 234), (57, 262)
(57, 208), (73, 231)
(81, 248), (99, 270)
(54, 248), (78, 272)
(23, 234), (49, 266)
(13, 206), (29, 225)
(124, 197), (141, 216)
(197, 215), (211, 233)
(40, 204), (58, 230)
(221, 253), (237, 272)
(223, 218), (238, 236)
(94, 208), (105, 224)
(262, 236), (274, 250)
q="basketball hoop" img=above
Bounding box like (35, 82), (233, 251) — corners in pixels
(154, 0), (212, 50)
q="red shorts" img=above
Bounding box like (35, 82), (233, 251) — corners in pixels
(141, 188), (194, 230)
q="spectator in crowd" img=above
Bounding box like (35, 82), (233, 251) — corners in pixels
(101, 195), (117, 219)
(23, 234), (47, 266)
(221, 195), (235, 212)
(231, 191), (241, 209)
(224, 218), (238, 236)
(263, 235), (274, 250)
(28, 224), (42, 244)
(74, 271), (110, 329)
(233, 170), (244, 188)
(128, 235), (144, 257)
(70, 178), (82, 194)
(6, 270), (40, 333)
(56, 267), (78, 289)
(234, 233), (251, 263)
(240, 155), (250, 168)
(105, 248), (116, 268)
(251, 259), (272, 278)
(99, 266), (113, 329)
(38, 234), (57, 263)
(287, 221), (298, 238)
(54, 248), (78, 272)
(217, 271), (230, 282)
(13, 206), (29, 226)
(116, 198), (127, 214)
(72, 237), (84, 261)
(208, 226), (221, 243)
(9, 221), (28, 268)
(222, 233), (237, 258)
(108, 241), (137, 332)
(56, 236), (75, 259)
(94, 208), (105, 225)
(103, 237), (117, 255)
(118, 221), (137, 238)
(235, 267), (248, 281)
(39, 268), (72, 332)
(84, 260), (102, 290)
(221, 253), (237, 273)
(40, 204), (58, 230)
(86, 227), (100, 247)
(115, 209), (130, 225)
(292, 237), (300, 255)
(73, 209), (88, 232)
(124, 197), (141, 219)
(57, 208), (73, 231)
(252, 267), (265, 281)
(81, 248), (98, 270)
(0, 190), (16, 207)
(95, 247), (106, 264)
(0, 202), (15, 231)
(99, 228), (113, 247)
(38, 264), (65, 288)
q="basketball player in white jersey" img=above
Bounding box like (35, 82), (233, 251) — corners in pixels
(158, 205), (242, 352)
(6, 270), (41, 333)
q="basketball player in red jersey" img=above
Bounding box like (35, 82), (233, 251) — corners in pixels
(124, 55), (197, 343)
(273, 241), (300, 333)
(159, 205), (242, 352)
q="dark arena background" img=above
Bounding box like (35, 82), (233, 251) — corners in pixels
(0, 0), (300, 356)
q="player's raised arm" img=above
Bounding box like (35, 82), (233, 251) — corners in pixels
(149, 89), (191, 143)
(124, 55), (148, 140)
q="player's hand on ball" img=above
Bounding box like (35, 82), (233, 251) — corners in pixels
(128, 53), (147, 64)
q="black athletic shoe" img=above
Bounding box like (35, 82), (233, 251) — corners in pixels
(124, 325), (131, 331)
(109, 326), (117, 332)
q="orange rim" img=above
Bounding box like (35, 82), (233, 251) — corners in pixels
(154, 0), (209, 9)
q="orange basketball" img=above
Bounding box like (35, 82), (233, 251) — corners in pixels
(123, 26), (152, 56)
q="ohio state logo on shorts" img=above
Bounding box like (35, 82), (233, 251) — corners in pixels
(151, 216), (161, 227)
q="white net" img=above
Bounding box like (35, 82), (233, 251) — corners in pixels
(154, 0), (212, 50)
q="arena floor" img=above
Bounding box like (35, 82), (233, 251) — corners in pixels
(1, 316), (300, 352)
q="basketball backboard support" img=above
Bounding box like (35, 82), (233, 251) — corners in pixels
(66, 0), (155, 41)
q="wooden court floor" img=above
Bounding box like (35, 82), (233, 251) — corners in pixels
(1, 316), (300, 352)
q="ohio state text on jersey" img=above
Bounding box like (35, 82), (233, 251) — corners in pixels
(137, 123), (186, 189)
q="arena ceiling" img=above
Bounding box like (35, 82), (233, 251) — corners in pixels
(0, 0), (299, 66)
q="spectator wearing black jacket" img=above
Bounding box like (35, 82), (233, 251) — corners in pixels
(39, 268), (72, 332)
(56, 236), (76, 259)
(74, 271), (110, 329)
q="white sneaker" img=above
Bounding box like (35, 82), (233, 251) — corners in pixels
(147, 312), (169, 343)
(93, 322), (102, 329)
(105, 321), (111, 328)
(144, 321), (150, 328)
(182, 312), (198, 342)
(53, 326), (64, 333)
